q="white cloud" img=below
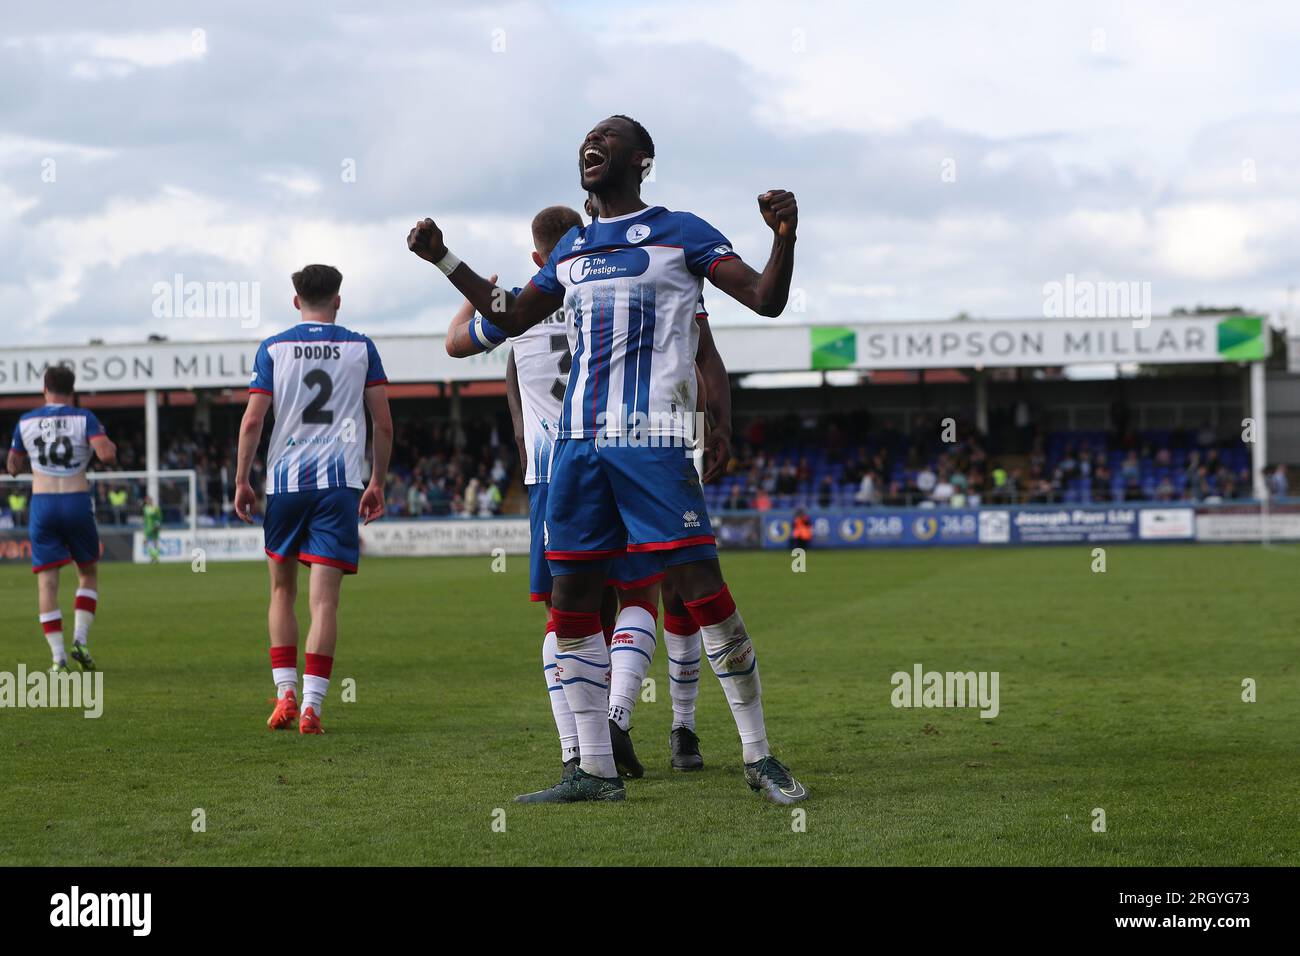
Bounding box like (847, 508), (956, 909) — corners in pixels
(4, 29), (205, 78)
(260, 172), (323, 197)
(1, 1), (1297, 344)
(0, 135), (116, 166)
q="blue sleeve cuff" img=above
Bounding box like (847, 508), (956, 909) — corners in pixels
(469, 315), (509, 352)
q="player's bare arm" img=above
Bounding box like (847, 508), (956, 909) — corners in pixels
(445, 273), (499, 357)
(504, 349), (528, 474)
(234, 391), (272, 523)
(407, 217), (562, 336)
(694, 320), (732, 484)
(89, 433), (118, 466)
(360, 384), (393, 524)
(709, 189), (798, 317)
(6, 448), (27, 477)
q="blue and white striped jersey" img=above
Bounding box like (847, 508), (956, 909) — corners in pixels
(10, 404), (105, 478)
(249, 322), (387, 495)
(474, 286), (709, 484)
(528, 206), (735, 441)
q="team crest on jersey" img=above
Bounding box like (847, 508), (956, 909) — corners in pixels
(683, 510), (701, 529)
(626, 223), (651, 244)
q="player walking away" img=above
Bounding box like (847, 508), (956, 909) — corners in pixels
(6, 366), (117, 673)
(438, 204), (730, 795)
(408, 115), (806, 804)
(234, 265), (393, 735)
(142, 496), (163, 563)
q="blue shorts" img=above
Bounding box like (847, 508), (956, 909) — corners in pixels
(29, 492), (100, 573)
(527, 482), (553, 602)
(545, 438), (718, 573)
(608, 551), (666, 590)
(534, 481), (673, 595)
(264, 488), (361, 574)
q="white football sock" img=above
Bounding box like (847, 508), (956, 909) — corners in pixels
(608, 602), (657, 730)
(73, 588), (97, 646)
(664, 618), (702, 731)
(302, 674), (329, 713)
(543, 629), (579, 762)
(555, 618), (616, 779)
(694, 594), (770, 764)
(40, 610), (65, 664)
(272, 669), (298, 698)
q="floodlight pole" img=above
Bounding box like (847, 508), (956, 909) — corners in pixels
(145, 387), (160, 504)
(450, 381), (464, 450)
(1249, 360), (1268, 501)
(973, 368), (989, 435)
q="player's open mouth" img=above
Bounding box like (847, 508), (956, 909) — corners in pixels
(582, 146), (607, 175)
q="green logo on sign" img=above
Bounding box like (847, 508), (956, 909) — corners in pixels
(811, 327), (856, 370)
(1217, 316), (1267, 361)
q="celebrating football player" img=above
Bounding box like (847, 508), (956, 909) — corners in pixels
(408, 115), (805, 804)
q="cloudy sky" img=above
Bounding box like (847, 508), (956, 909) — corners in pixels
(3, 0), (1298, 345)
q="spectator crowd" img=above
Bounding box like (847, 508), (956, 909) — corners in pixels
(707, 412), (1279, 513)
(2, 405), (1291, 529)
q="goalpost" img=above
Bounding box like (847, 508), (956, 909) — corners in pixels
(1, 469), (199, 536)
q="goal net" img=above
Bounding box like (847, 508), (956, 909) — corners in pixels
(1, 469), (199, 536)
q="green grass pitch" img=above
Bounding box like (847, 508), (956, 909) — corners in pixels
(1, 544), (1296, 866)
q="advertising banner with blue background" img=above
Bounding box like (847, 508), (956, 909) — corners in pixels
(758, 504), (1197, 549)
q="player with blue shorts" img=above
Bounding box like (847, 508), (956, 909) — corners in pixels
(7, 365), (117, 673)
(234, 264), (393, 735)
(439, 202), (731, 793)
(408, 114), (807, 804)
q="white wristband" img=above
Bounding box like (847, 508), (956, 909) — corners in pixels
(435, 250), (461, 276)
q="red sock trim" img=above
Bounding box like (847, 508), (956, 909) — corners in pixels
(304, 653), (334, 679)
(544, 610), (558, 635)
(663, 612), (696, 636)
(619, 599), (659, 620)
(269, 645), (298, 669)
(685, 584), (737, 628)
(551, 609), (603, 642)
(41, 619), (63, 635)
(74, 596), (97, 613)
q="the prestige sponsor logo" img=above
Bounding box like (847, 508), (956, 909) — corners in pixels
(566, 248), (650, 284)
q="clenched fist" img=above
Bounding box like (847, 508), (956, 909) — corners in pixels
(757, 189), (797, 239)
(407, 218), (448, 264)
